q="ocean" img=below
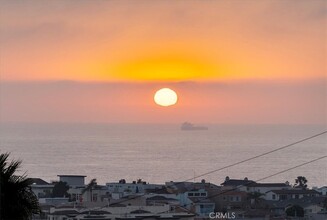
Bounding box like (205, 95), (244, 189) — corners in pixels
(0, 123), (326, 187)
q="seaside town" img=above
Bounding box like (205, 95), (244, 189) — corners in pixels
(1, 1), (326, 220)
(28, 175), (327, 220)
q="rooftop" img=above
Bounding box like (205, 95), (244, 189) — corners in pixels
(266, 196), (327, 208)
(80, 210), (111, 215)
(188, 197), (214, 204)
(28, 178), (50, 185)
(248, 183), (290, 187)
(221, 179), (256, 186)
(145, 188), (171, 194)
(270, 189), (320, 194)
(57, 175), (86, 177)
(147, 196), (178, 201)
(219, 190), (248, 196)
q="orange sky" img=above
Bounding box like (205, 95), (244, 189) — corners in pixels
(0, 0), (326, 124)
(0, 0), (326, 81)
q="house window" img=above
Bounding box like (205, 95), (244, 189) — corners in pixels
(188, 193), (194, 197)
(236, 196), (239, 201)
(92, 194), (98, 202)
(272, 195), (276, 200)
(223, 196), (226, 201)
(195, 193), (200, 196)
(201, 193), (206, 196)
(295, 195), (299, 199)
(280, 195), (287, 200)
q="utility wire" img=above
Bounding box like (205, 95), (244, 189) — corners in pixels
(159, 155), (327, 216)
(107, 130), (327, 207)
(188, 131), (327, 181)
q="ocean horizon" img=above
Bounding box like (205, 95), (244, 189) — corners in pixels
(0, 123), (326, 187)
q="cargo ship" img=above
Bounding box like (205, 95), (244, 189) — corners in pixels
(181, 122), (208, 131)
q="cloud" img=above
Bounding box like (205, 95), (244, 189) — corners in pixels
(0, 1), (325, 81)
(0, 79), (325, 124)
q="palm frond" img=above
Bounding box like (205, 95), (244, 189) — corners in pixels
(0, 153), (40, 219)
(82, 178), (97, 194)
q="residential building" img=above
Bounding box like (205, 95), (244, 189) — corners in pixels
(264, 189), (320, 201)
(106, 181), (164, 194)
(313, 186), (327, 196)
(28, 178), (54, 199)
(244, 182), (292, 194)
(220, 177), (256, 190)
(178, 189), (215, 217)
(217, 190), (248, 208)
(57, 175), (86, 187)
(146, 195), (180, 206)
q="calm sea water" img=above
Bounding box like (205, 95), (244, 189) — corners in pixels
(0, 123), (326, 187)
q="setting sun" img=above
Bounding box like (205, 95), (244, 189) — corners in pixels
(154, 88), (178, 107)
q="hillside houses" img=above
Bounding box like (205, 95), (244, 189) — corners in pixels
(29, 175), (327, 220)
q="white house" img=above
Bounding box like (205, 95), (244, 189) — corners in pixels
(313, 186), (327, 196)
(264, 189), (320, 201)
(243, 182), (292, 194)
(106, 181), (164, 194)
(178, 189), (215, 217)
(38, 197), (69, 205)
(304, 204), (325, 215)
(68, 185), (109, 203)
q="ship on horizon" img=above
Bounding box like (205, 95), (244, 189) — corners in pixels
(181, 122), (208, 131)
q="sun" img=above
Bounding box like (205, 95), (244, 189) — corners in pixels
(154, 88), (178, 107)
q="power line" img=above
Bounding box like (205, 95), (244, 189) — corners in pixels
(162, 155), (327, 216)
(188, 130), (327, 182)
(107, 130), (327, 207)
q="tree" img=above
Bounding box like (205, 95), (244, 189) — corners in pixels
(294, 176), (308, 189)
(52, 181), (70, 198)
(0, 152), (40, 220)
(119, 179), (126, 184)
(247, 192), (264, 209)
(82, 178), (97, 202)
(286, 205), (304, 217)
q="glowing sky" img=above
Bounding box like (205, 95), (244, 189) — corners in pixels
(0, 0), (326, 124)
(0, 0), (326, 81)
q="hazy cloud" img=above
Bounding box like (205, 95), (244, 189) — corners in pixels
(1, 79), (325, 124)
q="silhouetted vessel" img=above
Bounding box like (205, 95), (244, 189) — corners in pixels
(181, 122), (208, 131)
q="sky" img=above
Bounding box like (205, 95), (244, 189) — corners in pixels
(0, 0), (326, 124)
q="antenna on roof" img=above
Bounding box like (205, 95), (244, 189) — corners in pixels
(193, 170), (196, 184)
